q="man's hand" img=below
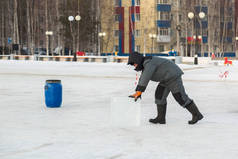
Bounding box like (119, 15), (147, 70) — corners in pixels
(129, 91), (142, 102)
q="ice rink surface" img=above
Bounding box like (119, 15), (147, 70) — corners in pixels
(0, 60), (238, 159)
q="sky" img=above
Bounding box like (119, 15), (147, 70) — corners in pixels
(0, 60), (238, 159)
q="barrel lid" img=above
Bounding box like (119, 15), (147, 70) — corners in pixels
(46, 80), (61, 83)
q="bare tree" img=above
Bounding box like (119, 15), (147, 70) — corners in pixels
(99, 0), (115, 53)
(13, 0), (19, 46)
(45, 0), (50, 55)
(56, 0), (62, 55)
(26, 0), (35, 55)
(0, 1), (6, 54)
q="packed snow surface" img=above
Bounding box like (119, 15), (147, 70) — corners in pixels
(0, 60), (238, 159)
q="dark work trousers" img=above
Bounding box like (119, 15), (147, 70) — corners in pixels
(155, 76), (192, 107)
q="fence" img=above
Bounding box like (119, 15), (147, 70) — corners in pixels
(0, 55), (124, 63)
(1, 55), (224, 65)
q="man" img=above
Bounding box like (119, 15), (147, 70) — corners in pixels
(128, 52), (203, 124)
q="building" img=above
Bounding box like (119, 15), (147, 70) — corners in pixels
(100, 0), (237, 57)
(100, 0), (157, 55)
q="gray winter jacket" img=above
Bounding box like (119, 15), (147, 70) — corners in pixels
(136, 56), (184, 92)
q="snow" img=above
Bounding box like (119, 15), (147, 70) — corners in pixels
(0, 60), (238, 159)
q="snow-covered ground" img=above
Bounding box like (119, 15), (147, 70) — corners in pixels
(0, 60), (238, 159)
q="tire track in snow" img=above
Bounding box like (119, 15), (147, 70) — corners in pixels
(1, 66), (238, 83)
(0, 143), (53, 157)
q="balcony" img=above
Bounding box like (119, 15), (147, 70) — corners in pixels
(157, 35), (171, 43)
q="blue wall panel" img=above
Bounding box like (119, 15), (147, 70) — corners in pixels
(202, 21), (208, 28)
(202, 36), (208, 43)
(157, 20), (171, 28)
(201, 7), (208, 14)
(228, 22), (232, 29)
(226, 37), (232, 43)
(224, 52), (236, 57)
(157, 4), (171, 12)
(204, 52), (208, 57)
(195, 6), (208, 14)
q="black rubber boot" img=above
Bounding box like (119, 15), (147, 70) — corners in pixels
(149, 104), (167, 124)
(185, 101), (203, 124)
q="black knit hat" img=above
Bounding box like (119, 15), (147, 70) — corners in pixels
(127, 52), (144, 71)
(128, 52), (144, 65)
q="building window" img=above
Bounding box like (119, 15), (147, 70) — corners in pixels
(135, 14), (140, 21)
(159, 28), (169, 36)
(226, 44), (233, 52)
(136, 0), (140, 6)
(202, 1), (206, 6)
(114, 0), (120, 6)
(115, 14), (120, 22)
(114, 45), (119, 52)
(40, 17), (44, 23)
(135, 45), (140, 52)
(40, 40), (43, 46)
(158, 12), (170, 20)
(179, 14), (182, 21)
(157, 0), (169, 4)
(114, 30), (119, 37)
(205, 45), (208, 51)
(159, 45), (164, 52)
(135, 30), (140, 37)
(202, 29), (208, 36)
(179, 0), (182, 5)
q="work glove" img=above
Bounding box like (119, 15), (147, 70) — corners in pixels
(129, 91), (142, 102)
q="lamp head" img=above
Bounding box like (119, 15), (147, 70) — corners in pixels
(188, 12), (194, 19)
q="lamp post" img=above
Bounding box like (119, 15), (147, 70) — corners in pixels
(45, 31), (53, 56)
(236, 37), (238, 55)
(98, 32), (106, 55)
(176, 25), (181, 56)
(149, 33), (157, 55)
(68, 15), (81, 61)
(188, 11), (205, 64)
(75, 15), (81, 54)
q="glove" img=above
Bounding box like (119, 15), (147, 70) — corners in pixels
(129, 91), (142, 102)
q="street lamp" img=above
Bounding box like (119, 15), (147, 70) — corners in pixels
(45, 31), (53, 56)
(188, 11), (206, 64)
(149, 33), (157, 55)
(68, 15), (81, 61)
(99, 32), (106, 55)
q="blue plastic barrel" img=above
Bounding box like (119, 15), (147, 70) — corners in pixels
(45, 80), (62, 108)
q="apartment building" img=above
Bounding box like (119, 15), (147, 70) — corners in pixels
(101, 0), (157, 55)
(100, 0), (237, 57)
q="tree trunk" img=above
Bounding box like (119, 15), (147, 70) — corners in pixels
(1, 1), (6, 54)
(76, 0), (80, 52)
(7, 1), (13, 54)
(26, 0), (32, 55)
(31, 0), (36, 55)
(56, 0), (62, 55)
(176, 0), (180, 56)
(13, 0), (19, 46)
(45, 0), (49, 56)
